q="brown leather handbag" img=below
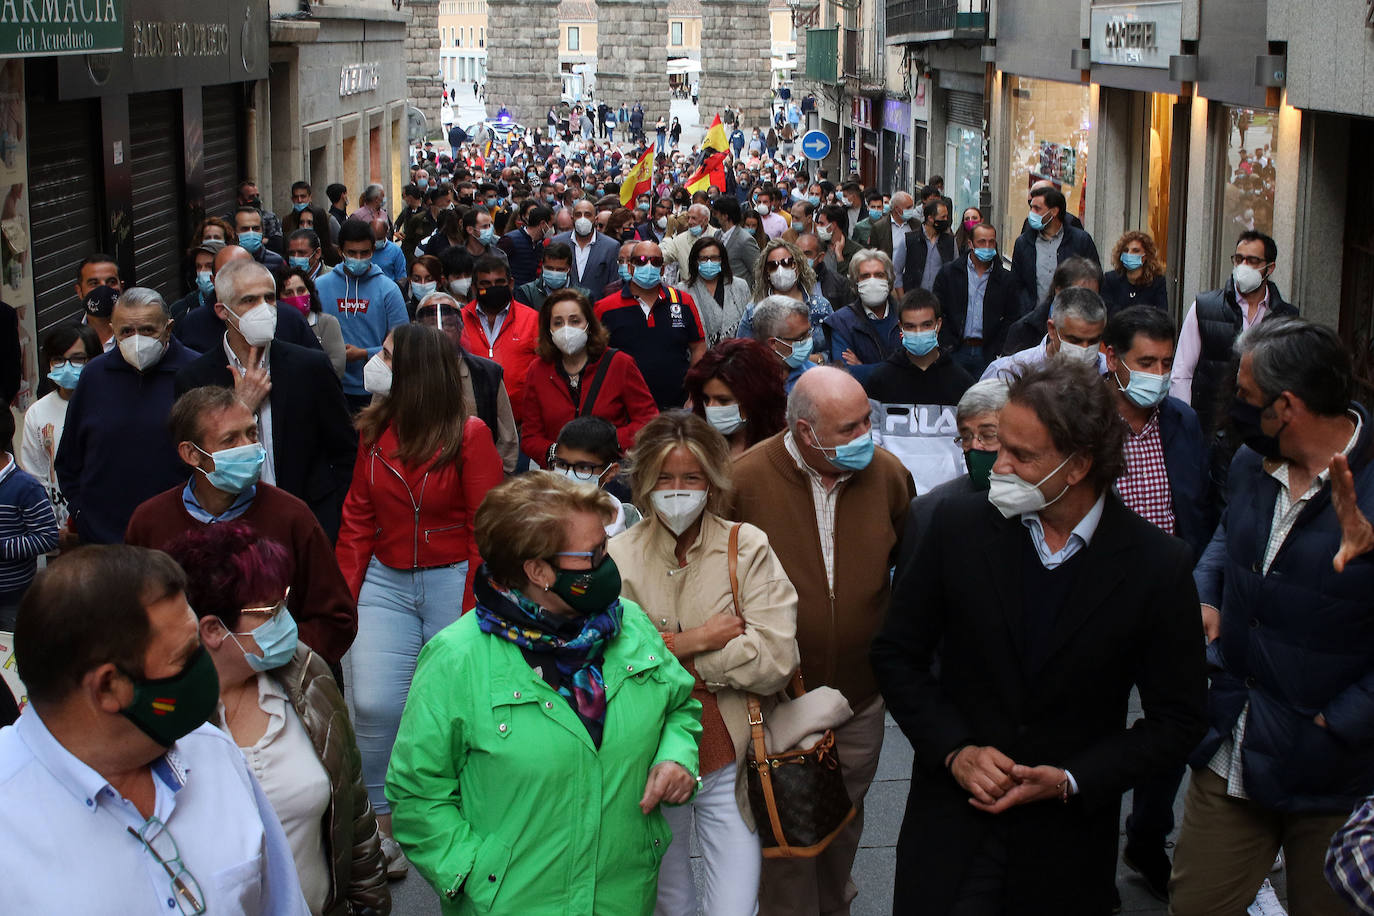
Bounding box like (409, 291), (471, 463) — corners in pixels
(726, 524), (856, 859)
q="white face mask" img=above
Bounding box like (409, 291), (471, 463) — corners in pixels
(226, 302), (277, 348)
(574, 217), (594, 237)
(705, 404), (744, 435)
(656, 216), (668, 230)
(651, 488), (708, 536)
(1232, 262), (1265, 295)
(118, 333), (166, 372)
(363, 353), (392, 396)
(770, 267), (798, 292)
(449, 277), (472, 298)
(552, 325), (588, 356)
(816, 225), (833, 243)
(857, 277), (891, 306)
(986, 454), (1073, 519)
(1055, 337), (1100, 366)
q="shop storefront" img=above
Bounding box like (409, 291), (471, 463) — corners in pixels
(879, 98), (909, 196)
(997, 76), (1094, 248)
(849, 95), (879, 188)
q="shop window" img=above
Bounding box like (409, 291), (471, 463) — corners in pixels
(1000, 76), (1092, 250)
(1213, 106), (1276, 283)
(945, 123), (984, 222)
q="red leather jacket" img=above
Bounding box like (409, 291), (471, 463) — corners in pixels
(336, 416), (502, 611)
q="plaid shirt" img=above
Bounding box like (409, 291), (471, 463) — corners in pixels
(1118, 409), (1174, 535)
(1328, 795), (1374, 914)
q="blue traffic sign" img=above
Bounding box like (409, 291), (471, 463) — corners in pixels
(800, 130), (832, 161)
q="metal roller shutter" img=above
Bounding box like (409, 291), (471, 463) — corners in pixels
(202, 84), (242, 224)
(28, 99), (101, 335)
(130, 91), (184, 299)
(944, 89), (983, 128)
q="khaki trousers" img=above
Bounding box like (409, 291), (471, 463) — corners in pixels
(1169, 766), (1349, 916)
(758, 695), (887, 916)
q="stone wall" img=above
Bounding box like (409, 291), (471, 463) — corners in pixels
(699, 0), (773, 130)
(484, 0), (562, 126)
(406, 0), (442, 137)
(595, 0), (671, 122)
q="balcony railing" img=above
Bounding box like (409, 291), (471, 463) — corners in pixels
(887, 0), (989, 42)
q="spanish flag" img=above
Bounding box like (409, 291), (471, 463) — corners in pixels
(685, 114), (729, 193)
(620, 148), (655, 207)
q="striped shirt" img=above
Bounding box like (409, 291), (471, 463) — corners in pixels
(783, 431), (850, 591)
(0, 455), (59, 598)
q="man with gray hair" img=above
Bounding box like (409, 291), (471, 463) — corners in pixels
(752, 294), (815, 392)
(54, 287), (201, 543)
(350, 182), (389, 227)
(732, 365), (915, 915)
(174, 244), (322, 355)
(660, 203), (717, 283)
(173, 258), (356, 541)
(980, 285), (1107, 382)
(823, 248), (901, 380)
(1171, 317), (1374, 915)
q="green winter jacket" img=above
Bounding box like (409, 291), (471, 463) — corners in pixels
(386, 599), (702, 915)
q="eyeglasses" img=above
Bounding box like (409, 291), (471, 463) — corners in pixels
(1230, 254), (1269, 268)
(766, 257), (798, 272)
(550, 458), (610, 482)
(628, 255), (664, 267)
(697, 254), (722, 264)
(127, 818), (205, 916)
(553, 541), (608, 567)
(953, 431), (1000, 448)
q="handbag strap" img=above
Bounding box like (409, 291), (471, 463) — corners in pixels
(577, 347), (618, 418)
(731, 522), (792, 852)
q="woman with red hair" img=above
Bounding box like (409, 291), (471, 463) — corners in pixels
(684, 337), (787, 457)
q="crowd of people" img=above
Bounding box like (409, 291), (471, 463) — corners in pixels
(2, 115), (1374, 916)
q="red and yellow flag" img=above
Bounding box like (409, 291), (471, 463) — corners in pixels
(620, 148), (655, 207)
(685, 114), (730, 193)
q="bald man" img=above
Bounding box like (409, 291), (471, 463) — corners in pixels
(174, 244), (323, 354)
(730, 365), (915, 915)
(369, 217), (407, 283)
(550, 198), (621, 297)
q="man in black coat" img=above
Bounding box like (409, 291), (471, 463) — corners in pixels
(174, 259), (355, 541)
(933, 222), (1019, 377)
(871, 358), (1206, 915)
(174, 246), (323, 355)
(1011, 185), (1100, 315)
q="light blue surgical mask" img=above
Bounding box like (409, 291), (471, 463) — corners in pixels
(238, 230), (263, 253)
(791, 220), (805, 233)
(972, 246), (998, 263)
(868, 208), (884, 222)
(901, 208), (920, 221)
(194, 442), (266, 494)
(1114, 365), (1172, 409)
(292, 201), (308, 213)
(632, 264), (662, 288)
(478, 227), (495, 245)
(1121, 252), (1144, 271)
(811, 424), (875, 471)
(289, 256), (311, 271)
(689, 224), (705, 237)
(543, 269), (569, 289)
(807, 195), (821, 207)
(902, 329), (939, 357)
(778, 336), (813, 369)
(1027, 211), (1048, 232)
(195, 270), (215, 295)
(618, 263), (632, 283)
(698, 260), (722, 280)
(343, 257), (372, 277)
(47, 360), (83, 390)
(418, 179), (429, 190)
(230, 605), (299, 672)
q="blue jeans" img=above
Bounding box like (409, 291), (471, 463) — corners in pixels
(349, 557), (467, 814)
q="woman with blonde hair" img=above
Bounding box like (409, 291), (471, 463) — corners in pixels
(1102, 229), (1168, 315)
(743, 237), (832, 350)
(608, 410), (799, 916)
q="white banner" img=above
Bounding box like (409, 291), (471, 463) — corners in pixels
(871, 402), (966, 496)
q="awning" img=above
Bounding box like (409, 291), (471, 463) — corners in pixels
(667, 59), (703, 75)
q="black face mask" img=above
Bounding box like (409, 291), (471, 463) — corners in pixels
(1229, 396), (1285, 460)
(475, 284), (511, 314)
(932, 219), (952, 233)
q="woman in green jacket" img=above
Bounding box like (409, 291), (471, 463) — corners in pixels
(386, 471), (703, 915)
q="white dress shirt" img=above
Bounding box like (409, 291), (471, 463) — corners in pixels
(573, 231), (597, 280)
(224, 336), (276, 486)
(0, 710), (309, 915)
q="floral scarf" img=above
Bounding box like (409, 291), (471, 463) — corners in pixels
(474, 571), (622, 746)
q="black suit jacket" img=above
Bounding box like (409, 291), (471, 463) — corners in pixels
(869, 217), (919, 259)
(901, 230), (956, 293)
(932, 253), (1020, 356)
(174, 340), (357, 541)
(174, 302), (322, 356)
(871, 491), (1206, 914)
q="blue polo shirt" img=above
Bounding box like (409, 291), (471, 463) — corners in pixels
(594, 284), (704, 409)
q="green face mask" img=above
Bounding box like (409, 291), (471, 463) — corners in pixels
(964, 448), (998, 492)
(120, 646), (221, 747)
(550, 554), (623, 615)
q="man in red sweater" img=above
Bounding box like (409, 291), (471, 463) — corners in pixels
(125, 386), (357, 665)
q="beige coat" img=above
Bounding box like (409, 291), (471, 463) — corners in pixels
(609, 510), (800, 826)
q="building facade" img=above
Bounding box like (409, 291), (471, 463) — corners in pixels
(438, 0), (488, 93)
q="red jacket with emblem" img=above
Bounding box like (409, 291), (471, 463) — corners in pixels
(520, 349), (659, 464)
(458, 298), (540, 424)
(335, 416), (503, 612)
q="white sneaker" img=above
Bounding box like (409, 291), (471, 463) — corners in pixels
(380, 833), (409, 880)
(1247, 879), (1288, 916)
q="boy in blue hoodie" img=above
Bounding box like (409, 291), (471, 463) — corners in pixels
(316, 218), (409, 409)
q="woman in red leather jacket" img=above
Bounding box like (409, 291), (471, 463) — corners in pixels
(335, 322), (502, 877)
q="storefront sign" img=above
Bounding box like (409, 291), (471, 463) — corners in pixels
(1090, 0), (1181, 69)
(1036, 140), (1078, 186)
(340, 62), (379, 97)
(850, 96), (874, 131)
(881, 99), (910, 136)
(0, 0), (123, 58)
